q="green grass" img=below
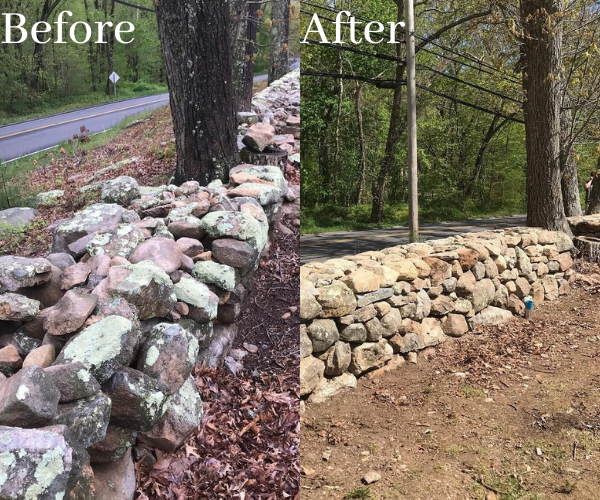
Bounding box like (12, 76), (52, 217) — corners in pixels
(344, 487), (373, 499)
(301, 200), (525, 235)
(0, 81), (168, 126)
(0, 109), (156, 209)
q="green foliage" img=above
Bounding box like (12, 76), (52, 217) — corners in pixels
(343, 486), (373, 500)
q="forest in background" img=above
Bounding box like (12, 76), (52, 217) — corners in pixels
(301, 0), (600, 233)
(0, 0), (299, 124)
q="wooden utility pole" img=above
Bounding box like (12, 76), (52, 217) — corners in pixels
(405, 0), (419, 242)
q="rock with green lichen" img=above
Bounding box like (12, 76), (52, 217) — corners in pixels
(228, 182), (282, 205)
(54, 393), (112, 449)
(0, 366), (60, 427)
(137, 376), (203, 453)
(179, 319), (214, 350)
(198, 211), (268, 256)
(0, 293), (40, 321)
(137, 323), (199, 395)
(100, 176), (140, 207)
(191, 261), (237, 292)
(54, 316), (141, 384)
(102, 367), (168, 432)
(0, 256), (52, 292)
(36, 189), (64, 207)
(0, 424), (87, 500)
(87, 425), (137, 463)
(51, 204), (128, 254)
(86, 224), (146, 260)
(173, 278), (218, 323)
(44, 362), (101, 403)
(108, 261), (176, 320)
(229, 164), (288, 197)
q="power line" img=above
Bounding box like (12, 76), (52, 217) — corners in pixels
(301, 70), (404, 88)
(416, 83), (524, 123)
(303, 38), (405, 63)
(417, 64), (522, 104)
(113, 0), (155, 13)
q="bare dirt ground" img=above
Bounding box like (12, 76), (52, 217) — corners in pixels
(301, 262), (600, 500)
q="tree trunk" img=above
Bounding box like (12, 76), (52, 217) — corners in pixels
(371, 5), (405, 223)
(268, 0), (290, 84)
(156, 0), (238, 185)
(355, 84), (368, 204)
(560, 99), (582, 216)
(586, 176), (600, 214)
(30, 0), (62, 92)
(333, 51), (343, 205)
(465, 115), (509, 197)
(520, 0), (571, 234)
(230, 0), (248, 112)
(239, 1), (258, 111)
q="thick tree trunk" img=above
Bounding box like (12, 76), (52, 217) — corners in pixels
(268, 0), (290, 84)
(560, 100), (582, 216)
(355, 84), (367, 204)
(586, 176), (600, 214)
(30, 0), (62, 92)
(156, 0), (238, 185)
(521, 0), (571, 234)
(332, 51), (343, 205)
(239, 1), (258, 111)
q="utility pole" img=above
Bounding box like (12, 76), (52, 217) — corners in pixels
(405, 0), (419, 242)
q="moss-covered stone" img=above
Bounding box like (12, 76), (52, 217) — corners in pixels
(191, 261), (236, 292)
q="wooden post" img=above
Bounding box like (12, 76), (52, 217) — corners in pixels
(405, 0), (419, 242)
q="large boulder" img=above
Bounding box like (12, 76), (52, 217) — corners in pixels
(43, 290), (98, 336)
(0, 207), (36, 230)
(137, 376), (203, 453)
(469, 306), (514, 329)
(54, 316), (141, 384)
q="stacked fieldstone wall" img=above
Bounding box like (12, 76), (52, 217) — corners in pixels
(0, 71), (299, 499)
(300, 227), (575, 403)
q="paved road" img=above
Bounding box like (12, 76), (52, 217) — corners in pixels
(0, 58), (301, 162)
(300, 215), (528, 263)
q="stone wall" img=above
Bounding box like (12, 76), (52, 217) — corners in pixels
(0, 71), (299, 499)
(300, 228), (575, 403)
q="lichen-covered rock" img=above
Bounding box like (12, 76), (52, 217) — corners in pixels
(109, 261), (175, 320)
(44, 363), (101, 404)
(137, 323), (198, 395)
(54, 393), (112, 448)
(86, 224), (146, 260)
(102, 367), (168, 432)
(173, 277), (218, 323)
(87, 425), (137, 463)
(191, 261), (236, 292)
(137, 376), (203, 453)
(229, 182), (281, 205)
(307, 319), (339, 353)
(54, 316), (140, 384)
(51, 204), (127, 254)
(300, 282), (322, 321)
(324, 341), (351, 377)
(0, 256), (52, 292)
(37, 189), (64, 207)
(100, 176), (140, 206)
(0, 207), (36, 230)
(129, 237), (184, 274)
(0, 366), (60, 427)
(0, 293), (40, 321)
(199, 211), (268, 255)
(43, 290), (98, 336)
(230, 165), (288, 198)
(0, 424), (85, 500)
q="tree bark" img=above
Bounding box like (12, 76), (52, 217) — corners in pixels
(520, 0), (571, 234)
(230, 0), (248, 112)
(156, 0), (238, 185)
(355, 84), (368, 204)
(30, 0), (63, 92)
(238, 1), (258, 111)
(268, 0), (290, 84)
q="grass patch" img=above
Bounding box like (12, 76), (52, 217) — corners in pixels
(461, 386), (486, 399)
(0, 82), (168, 126)
(0, 109), (155, 209)
(301, 201), (525, 235)
(344, 486), (373, 500)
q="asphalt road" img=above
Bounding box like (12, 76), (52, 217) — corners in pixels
(300, 215), (528, 263)
(0, 58), (300, 162)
